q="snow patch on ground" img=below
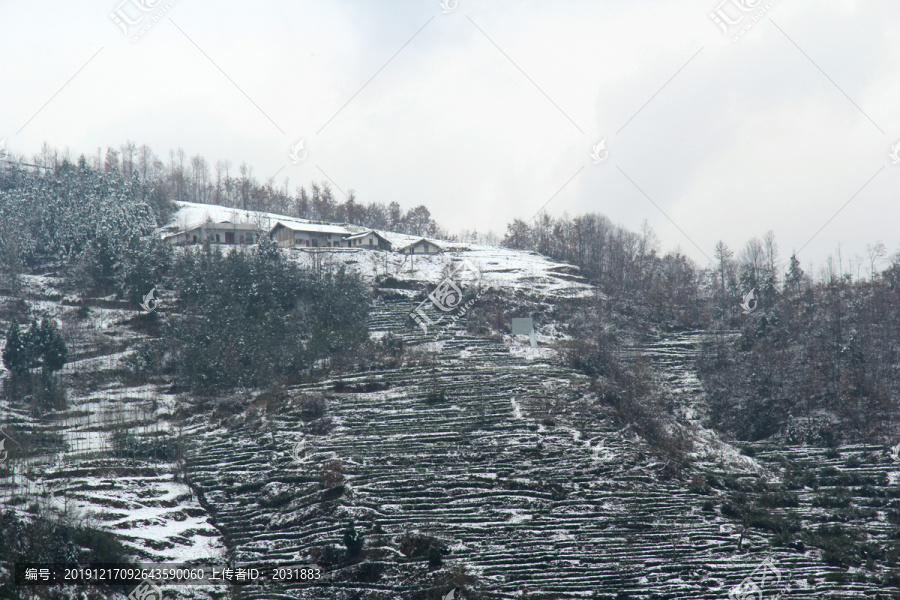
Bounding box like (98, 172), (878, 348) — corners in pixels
(501, 509), (533, 524)
(690, 428), (764, 473)
(510, 398), (524, 420)
(591, 439), (616, 463)
(506, 336), (558, 360)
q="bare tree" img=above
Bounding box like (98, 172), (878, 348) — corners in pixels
(136, 144), (155, 178)
(738, 237), (765, 289)
(867, 242), (887, 281)
(104, 147), (120, 173)
(190, 154), (209, 202)
(714, 241), (735, 320)
(762, 230), (779, 288)
(120, 140), (136, 178)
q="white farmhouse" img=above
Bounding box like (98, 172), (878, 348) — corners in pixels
(269, 221), (352, 248)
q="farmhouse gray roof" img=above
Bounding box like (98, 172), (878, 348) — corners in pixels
(270, 221), (352, 235)
(397, 237), (441, 251)
(162, 221), (261, 239)
(210, 221), (262, 230)
(343, 230), (392, 242)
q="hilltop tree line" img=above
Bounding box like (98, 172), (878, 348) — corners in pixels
(504, 214), (702, 328)
(700, 240), (900, 443)
(699, 264), (900, 443)
(7, 142), (441, 237)
(0, 162), (171, 299)
(503, 212), (900, 445)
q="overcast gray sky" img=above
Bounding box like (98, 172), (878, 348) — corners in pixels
(1, 0), (898, 273)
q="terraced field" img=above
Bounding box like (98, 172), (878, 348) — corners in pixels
(2, 267), (899, 599)
(179, 299), (900, 599)
(0, 315), (218, 557)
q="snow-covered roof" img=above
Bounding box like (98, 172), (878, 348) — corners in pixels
(210, 221), (261, 230)
(270, 221), (351, 235)
(166, 201), (361, 236)
(162, 220), (261, 239)
(397, 237), (441, 251)
(344, 230), (391, 242)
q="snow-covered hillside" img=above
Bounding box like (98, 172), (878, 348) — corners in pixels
(0, 202), (895, 599)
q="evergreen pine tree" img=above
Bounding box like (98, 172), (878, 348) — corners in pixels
(428, 544), (443, 568)
(256, 234), (281, 263)
(342, 519), (364, 560)
(2, 321), (26, 375)
(19, 319), (41, 371)
(39, 318), (67, 374)
(784, 253), (804, 296)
